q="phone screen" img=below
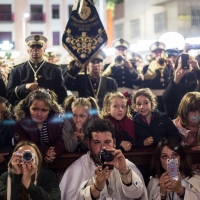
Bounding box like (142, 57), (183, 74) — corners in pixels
(181, 54), (189, 70)
(167, 158), (178, 180)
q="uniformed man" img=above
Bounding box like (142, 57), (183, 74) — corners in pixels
(102, 38), (142, 94)
(64, 49), (117, 108)
(142, 41), (173, 112)
(44, 49), (60, 64)
(7, 34), (67, 105)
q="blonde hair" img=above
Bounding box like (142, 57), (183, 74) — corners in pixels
(177, 92), (200, 126)
(101, 91), (131, 118)
(63, 96), (99, 117)
(132, 88), (157, 111)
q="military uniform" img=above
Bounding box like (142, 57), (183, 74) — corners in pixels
(102, 38), (140, 93)
(7, 60), (67, 105)
(64, 50), (117, 108)
(142, 41), (173, 112)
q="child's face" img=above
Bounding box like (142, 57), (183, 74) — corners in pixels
(72, 105), (90, 126)
(29, 100), (50, 124)
(135, 95), (152, 117)
(108, 97), (127, 120)
(0, 103), (6, 122)
(187, 110), (200, 125)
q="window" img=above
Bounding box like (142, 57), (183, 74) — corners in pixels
(52, 5), (59, 19)
(191, 8), (200, 27)
(154, 12), (166, 33)
(68, 5), (73, 18)
(0, 4), (12, 21)
(30, 5), (43, 21)
(114, 24), (124, 38)
(130, 19), (140, 38)
(31, 32), (43, 35)
(53, 32), (60, 45)
(0, 32), (12, 43)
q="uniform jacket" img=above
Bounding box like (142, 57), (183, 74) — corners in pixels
(0, 168), (61, 200)
(133, 110), (181, 148)
(0, 73), (6, 98)
(103, 61), (139, 89)
(147, 174), (200, 200)
(59, 151), (148, 200)
(14, 115), (65, 158)
(162, 70), (200, 119)
(7, 60), (67, 105)
(64, 64), (117, 108)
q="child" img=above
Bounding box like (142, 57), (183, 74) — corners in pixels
(14, 88), (65, 163)
(0, 96), (15, 163)
(173, 92), (200, 149)
(62, 96), (99, 152)
(132, 88), (181, 148)
(101, 91), (135, 151)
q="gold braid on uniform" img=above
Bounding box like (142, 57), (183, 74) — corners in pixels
(143, 60), (160, 80)
(102, 61), (115, 77)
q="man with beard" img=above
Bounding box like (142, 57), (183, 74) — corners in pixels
(59, 118), (147, 200)
(7, 34), (67, 105)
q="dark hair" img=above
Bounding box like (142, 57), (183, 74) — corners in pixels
(0, 96), (12, 118)
(150, 138), (193, 179)
(88, 118), (115, 140)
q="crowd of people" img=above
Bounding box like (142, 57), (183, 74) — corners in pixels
(0, 34), (200, 199)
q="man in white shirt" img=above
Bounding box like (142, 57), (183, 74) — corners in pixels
(59, 118), (147, 200)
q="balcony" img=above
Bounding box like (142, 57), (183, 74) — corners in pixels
(29, 13), (45, 23)
(0, 13), (14, 22)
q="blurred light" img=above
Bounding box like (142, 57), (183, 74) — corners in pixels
(159, 32), (185, 50)
(0, 41), (14, 50)
(130, 39), (157, 52)
(23, 13), (29, 18)
(103, 48), (115, 56)
(185, 37), (200, 44)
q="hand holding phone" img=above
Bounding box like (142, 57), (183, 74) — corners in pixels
(181, 54), (189, 70)
(167, 158), (179, 180)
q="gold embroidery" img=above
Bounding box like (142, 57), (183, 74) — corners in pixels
(79, 1), (91, 20)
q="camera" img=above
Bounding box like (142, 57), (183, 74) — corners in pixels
(98, 149), (114, 170)
(21, 150), (35, 163)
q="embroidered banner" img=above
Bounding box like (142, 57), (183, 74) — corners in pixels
(62, 0), (108, 65)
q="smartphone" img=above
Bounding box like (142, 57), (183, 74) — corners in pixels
(167, 158), (179, 180)
(181, 54), (189, 70)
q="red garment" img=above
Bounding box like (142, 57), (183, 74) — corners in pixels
(107, 116), (135, 139)
(14, 115), (65, 158)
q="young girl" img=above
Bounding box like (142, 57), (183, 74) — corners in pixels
(0, 96), (15, 163)
(173, 92), (200, 149)
(132, 88), (181, 148)
(101, 91), (135, 152)
(62, 96), (99, 152)
(14, 88), (65, 163)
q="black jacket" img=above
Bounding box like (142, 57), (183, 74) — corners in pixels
(162, 70), (200, 119)
(133, 110), (181, 148)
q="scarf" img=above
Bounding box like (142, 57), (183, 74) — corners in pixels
(107, 116), (135, 139)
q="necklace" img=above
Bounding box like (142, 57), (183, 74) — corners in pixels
(28, 60), (45, 82)
(88, 75), (102, 102)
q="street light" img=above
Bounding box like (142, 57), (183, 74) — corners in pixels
(22, 13), (29, 52)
